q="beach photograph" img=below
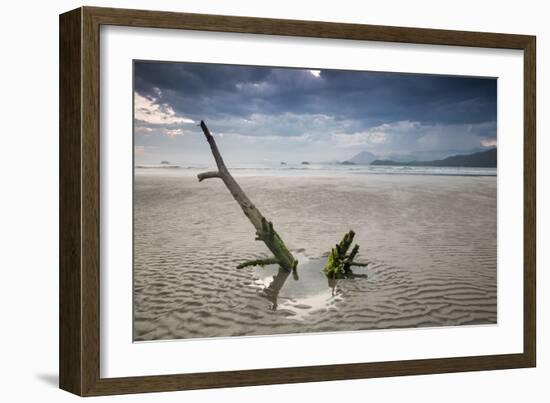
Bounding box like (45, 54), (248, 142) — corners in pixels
(133, 61), (497, 341)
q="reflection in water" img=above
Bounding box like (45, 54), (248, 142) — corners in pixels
(327, 272), (367, 296)
(252, 253), (369, 317)
(261, 267), (291, 310)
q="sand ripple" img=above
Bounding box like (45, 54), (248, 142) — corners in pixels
(134, 174), (496, 341)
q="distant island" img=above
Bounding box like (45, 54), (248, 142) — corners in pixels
(371, 148), (496, 168)
(136, 164), (181, 169)
(339, 161), (357, 165)
(346, 150), (377, 165)
(301, 161), (310, 165)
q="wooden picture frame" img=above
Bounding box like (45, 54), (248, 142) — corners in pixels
(59, 6), (536, 396)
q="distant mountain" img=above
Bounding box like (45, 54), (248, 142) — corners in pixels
(383, 153), (418, 163)
(399, 147), (486, 162)
(347, 151), (377, 165)
(371, 148), (497, 168)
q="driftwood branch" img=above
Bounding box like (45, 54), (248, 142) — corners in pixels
(197, 171), (222, 182)
(237, 257), (280, 269)
(197, 121), (298, 272)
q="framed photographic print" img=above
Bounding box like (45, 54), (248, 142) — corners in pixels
(59, 6), (536, 396)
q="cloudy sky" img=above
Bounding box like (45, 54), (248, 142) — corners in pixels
(134, 61), (497, 166)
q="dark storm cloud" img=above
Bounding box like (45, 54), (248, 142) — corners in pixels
(133, 61), (497, 164)
(319, 70), (497, 126)
(134, 60), (497, 131)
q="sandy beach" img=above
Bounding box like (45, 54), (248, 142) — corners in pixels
(133, 170), (497, 341)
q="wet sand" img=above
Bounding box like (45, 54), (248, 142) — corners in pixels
(133, 172), (497, 341)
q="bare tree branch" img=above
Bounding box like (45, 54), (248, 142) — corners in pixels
(197, 120), (298, 272)
(197, 171), (222, 182)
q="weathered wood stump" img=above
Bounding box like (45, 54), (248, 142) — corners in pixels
(323, 230), (368, 279)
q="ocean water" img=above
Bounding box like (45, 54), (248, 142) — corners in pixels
(135, 163), (497, 178)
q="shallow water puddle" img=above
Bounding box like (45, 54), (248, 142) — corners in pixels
(252, 253), (369, 320)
